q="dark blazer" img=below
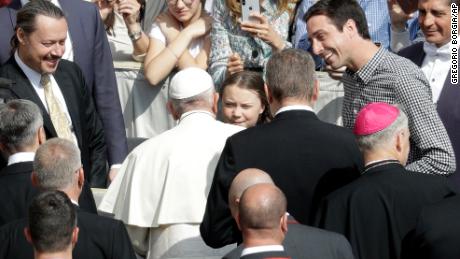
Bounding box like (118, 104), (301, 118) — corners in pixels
(0, 57), (107, 188)
(0, 162), (38, 226)
(0, 0), (128, 167)
(223, 219), (355, 259)
(401, 195), (460, 259)
(201, 110), (364, 248)
(0, 207), (137, 259)
(314, 162), (457, 259)
(398, 42), (460, 187)
(0, 161), (97, 225)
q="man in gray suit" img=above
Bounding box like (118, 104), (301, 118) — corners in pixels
(223, 168), (355, 259)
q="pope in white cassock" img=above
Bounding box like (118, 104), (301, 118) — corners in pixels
(98, 68), (243, 259)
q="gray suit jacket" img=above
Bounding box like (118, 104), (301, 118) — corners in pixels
(223, 219), (354, 259)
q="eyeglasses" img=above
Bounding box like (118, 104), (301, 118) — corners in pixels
(168, 0), (195, 5)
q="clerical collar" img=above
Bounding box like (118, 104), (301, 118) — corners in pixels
(363, 159), (401, 174)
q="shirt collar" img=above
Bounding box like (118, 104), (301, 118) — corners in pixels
(346, 46), (386, 85)
(423, 41), (451, 58)
(14, 51), (42, 86)
(275, 105), (313, 116)
(178, 110), (215, 123)
(241, 245), (284, 256)
(7, 152), (35, 166)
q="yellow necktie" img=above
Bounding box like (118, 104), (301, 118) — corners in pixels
(40, 74), (74, 141)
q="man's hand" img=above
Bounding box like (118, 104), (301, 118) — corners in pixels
(387, 0), (416, 32)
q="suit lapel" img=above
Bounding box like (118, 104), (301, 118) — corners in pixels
(4, 58), (58, 137)
(54, 65), (83, 145)
(413, 43), (426, 67)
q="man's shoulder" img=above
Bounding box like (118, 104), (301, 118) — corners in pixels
(59, 0), (98, 12)
(398, 42), (424, 58)
(77, 210), (125, 233)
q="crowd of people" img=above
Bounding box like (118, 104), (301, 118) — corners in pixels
(0, 0), (458, 258)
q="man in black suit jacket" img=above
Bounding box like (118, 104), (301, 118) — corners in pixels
(0, 0), (108, 187)
(24, 191), (79, 259)
(401, 195), (460, 259)
(0, 99), (96, 225)
(0, 138), (136, 259)
(224, 168), (355, 259)
(0, 0), (128, 179)
(397, 0), (460, 187)
(200, 49), (364, 248)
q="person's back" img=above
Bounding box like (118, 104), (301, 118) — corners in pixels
(314, 103), (457, 259)
(201, 49), (363, 248)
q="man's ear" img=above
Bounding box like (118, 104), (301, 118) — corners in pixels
(310, 79), (319, 105)
(24, 227), (33, 244)
(71, 227), (79, 247)
(235, 212), (242, 231)
(395, 130), (404, 153)
(212, 92), (219, 115)
(280, 213), (288, 234)
(77, 167), (84, 190)
(37, 127), (46, 145)
(31, 171), (39, 188)
(344, 19), (358, 36)
(166, 101), (180, 120)
(17, 28), (27, 45)
(264, 84), (273, 104)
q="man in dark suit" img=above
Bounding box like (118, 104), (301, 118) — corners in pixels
(24, 190), (79, 259)
(398, 0), (460, 187)
(224, 168), (355, 259)
(200, 48), (364, 248)
(0, 138), (137, 259)
(401, 195), (460, 259)
(0, 99), (97, 225)
(0, 0), (128, 180)
(314, 102), (457, 259)
(0, 0), (108, 187)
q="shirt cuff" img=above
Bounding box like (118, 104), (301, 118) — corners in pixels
(110, 164), (122, 170)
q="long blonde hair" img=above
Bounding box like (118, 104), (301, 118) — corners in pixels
(225, 0), (292, 20)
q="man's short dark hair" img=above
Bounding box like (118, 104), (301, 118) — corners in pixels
(265, 49), (316, 102)
(305, 0), (371, 40)
(28, 190), (77, 253)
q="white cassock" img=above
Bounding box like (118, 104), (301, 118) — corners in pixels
(99, 110), (243, 258)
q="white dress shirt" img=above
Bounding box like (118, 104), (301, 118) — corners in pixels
(21, 0), (74, 61)
(14, 52), (78, 144)
(7, 152), (35, 166)
(275, 105), (314, 116)
(241, 245), (284, 256)
(422, 42), (452, 104)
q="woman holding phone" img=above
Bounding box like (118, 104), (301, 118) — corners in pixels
(209, 0), (295, 87)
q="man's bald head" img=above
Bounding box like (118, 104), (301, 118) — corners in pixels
(228, 168), (274, 217)
(238, 183), (287, 230)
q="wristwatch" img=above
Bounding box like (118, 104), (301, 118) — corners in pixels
(129, 29), (142, 41)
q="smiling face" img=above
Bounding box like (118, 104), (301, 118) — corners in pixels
(222, 85), (265, 128)
(17, 15), (67, 74)
(168, 0), (201, 24)
(306, 15), (352, 70)
(418, 0), (452, 47)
